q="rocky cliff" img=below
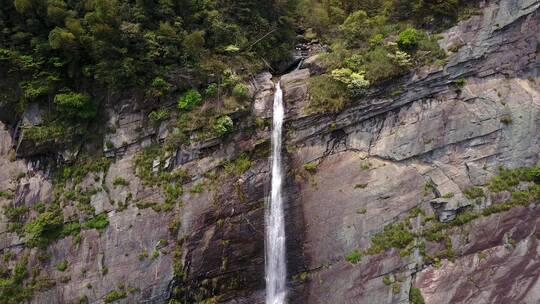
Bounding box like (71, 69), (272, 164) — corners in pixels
(0, 1), (539, 303)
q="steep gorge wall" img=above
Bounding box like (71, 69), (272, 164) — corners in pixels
(282, 0), (540, 303)
(0, 1), (538, 304)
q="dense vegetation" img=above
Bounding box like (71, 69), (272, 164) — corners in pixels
(0, 0), (297, 146)
(0, 0), (478, 144)
(299, 0), (477, 113)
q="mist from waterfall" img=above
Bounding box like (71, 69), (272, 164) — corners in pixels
(265, 81), (287, 304)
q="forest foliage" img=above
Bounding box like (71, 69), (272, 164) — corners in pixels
(0, 0), (297, 139)
(0, 0), (478, 137)
(299, 0), (476, 113)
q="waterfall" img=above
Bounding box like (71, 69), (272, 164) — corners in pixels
(266, 82), (287, 304)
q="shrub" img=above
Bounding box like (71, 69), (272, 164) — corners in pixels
(23, 123), (71, 143)
(463, 187), (484, 200)
(367, 222), (414, 254)
(232, 83), (250, 101)
(148, 108), (170, 123)
(224, 154), (252, 176)
(48, 27), (76, 50)
(82, 213), (109, 230)
(331, 68), (370, 97)
(104, 289), (127, 303)
(303, 162), (318, 173)
(339, 10), (370, 46)
(182, 31), (205, 58)
(363, 46), (409, 83)
(0, 191), (14, 199)
(410, 287), (425, 304)
(54, 92), (97, 119)
(113, 177), (129, 187)
(25, 211), (64, 247)
(177, 89), (202, 111)
(345, 250), (362, 263)
(397, 28), (420, 52)
(213, 115), (234, 136)
(441, 192), (454, 198)
(56, 260), (68, 271)
(0, 256), (32, 303)
(149, 77), (171, 97)
(3, 205), (29, 222)
(307, 75), (348, 114)
(205, 83), (218, 97)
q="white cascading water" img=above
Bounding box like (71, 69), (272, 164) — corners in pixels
(265, 82), (287, 304)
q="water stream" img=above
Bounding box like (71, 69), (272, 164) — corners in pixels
(265, 81), (287, 304)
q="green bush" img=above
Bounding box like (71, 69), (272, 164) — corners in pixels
(303, 162), (318, 173)
(213, 115), (234, 136)
(397, 28), (420, 52)
(463, 187), (484, 200)
(232, 83), (250, 101)
(363, 46), (409, 83)
(3, 205), (29, 222)
(345, 250), (362, 263)
(224, 154), (252, 176)
(82, 213), (109, 230)
(104, 289), (127, 303)
(25, 211), (64, 248)
(205, 83), (218, 97)
(23, 123), (71, 144)
(182, 30), (205, 58)
(307, 75), (348, 114)
(410, 287), (425, 304)
(56, 260), (68, 271)
(54, 92), (97, 120)
(0, 256), (33, 303)
(339, 10), (370, 46)
(367, 222), (414, 254)
(113, 177), (129, 187)
(331, 68), (370, 97)
(177, 89), (202, 111)
(148, 108), (170, 123)
(149, 77), (171, 97)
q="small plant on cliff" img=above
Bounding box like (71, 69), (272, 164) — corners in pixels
(25, 211), (64, 248)
(54, 91), (97, 120)
(410, 287), (425, 304)
(232, 83), (250, 101)
(397, 28), (420, 52)
(0, 256), (33, 303)
(463, 186), (484, 200)
(307, 75), (348, 114)
(345, 250), (362, 263)
(177, 89), (202, 111)
(303, 162), (318, 173)
(224, 153), (252, 176)
(366, 222), (414, 255)
(0, 190), (14, 199)
(113, 177), (130, 187)
(148, 108), (170, 123)
(56, 260), (68, 271)
(149, 77), (171, 98)
(213, 115), (234, 136)
(82, 213), (109, 230)
(104, 289), (127, 303)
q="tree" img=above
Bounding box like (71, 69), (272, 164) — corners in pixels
(182, 31), (205, 58)
(54, 92), (97, 119)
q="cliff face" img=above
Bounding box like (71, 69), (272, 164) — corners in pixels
(0, 1), (539, 303)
